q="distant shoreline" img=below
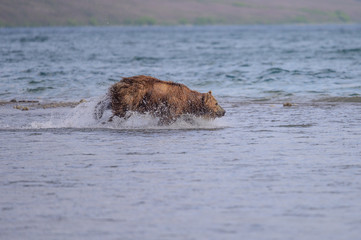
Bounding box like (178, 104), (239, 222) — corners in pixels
(1, 0), (360, 28)
(1, 21), (360, 29)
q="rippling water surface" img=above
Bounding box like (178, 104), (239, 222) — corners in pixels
(1, 25), (361, 240)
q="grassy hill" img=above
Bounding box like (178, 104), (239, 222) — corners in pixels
(1, 0), (361, 27)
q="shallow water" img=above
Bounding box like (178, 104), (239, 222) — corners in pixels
(1, 25), (361, 239)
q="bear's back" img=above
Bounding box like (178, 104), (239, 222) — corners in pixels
(122, 75), (185, 89)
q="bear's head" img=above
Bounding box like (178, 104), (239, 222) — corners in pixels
(202, 91), (226, 118)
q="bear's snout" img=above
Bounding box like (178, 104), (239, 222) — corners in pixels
(216, 107), (226, 117)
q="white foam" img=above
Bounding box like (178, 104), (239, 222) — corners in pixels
(106, 113), (226, 130)
(28, 98), (100, 129)
(1, 97), (227, 130)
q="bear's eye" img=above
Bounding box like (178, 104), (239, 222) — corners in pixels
(215, 103), (218, 105)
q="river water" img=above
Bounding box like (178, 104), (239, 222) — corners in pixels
(1, 25), (361, 239)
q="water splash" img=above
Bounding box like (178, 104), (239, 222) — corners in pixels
(1, 97), (226, 130)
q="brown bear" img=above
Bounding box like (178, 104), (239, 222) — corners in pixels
(95, 75), (225, 125)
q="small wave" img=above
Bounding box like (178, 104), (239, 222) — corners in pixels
(132, 56), (162, 63)
(26, 87), (54, 93)
(19, 36), (49, 43)
(316, 96), (361, 103)
(257, 68), (341, 81)
(291, 70), (303, 76)
(28, 80), (45, 84)
(313, 68), (337, 78)
(225, 74), (236, 79)
(257, 68), (290, 81)
(337, 48), (361, 54)
(265, 68), (290, 75)
(38, 71), (66, 77)
(263, 90), (291, 96)
(277, 124), (314, 128)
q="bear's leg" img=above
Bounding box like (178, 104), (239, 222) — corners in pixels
(158, 116), (175, 125)
(108, 113), (131, 122)
(182, 114), (196, 124)
(109, 106), (128, 122)
(158, 111), (179, 125)
(154, 104), (175, 125)
(94, 94), (111, 120)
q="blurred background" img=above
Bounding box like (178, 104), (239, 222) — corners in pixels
(1, 0), (361, 27)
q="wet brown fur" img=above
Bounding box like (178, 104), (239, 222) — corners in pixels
(109, 75), (225, 124)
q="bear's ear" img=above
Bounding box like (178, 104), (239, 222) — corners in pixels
(208, 91), (212, 95)
(202, 93), (210, 103)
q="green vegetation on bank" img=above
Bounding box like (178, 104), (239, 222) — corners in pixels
(289, 10), (351, 24)
(124, 16), (158, 26)
(193, 17), (224, 25)
(333, 10), (351, 22)
(232, 2), (253, 8)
